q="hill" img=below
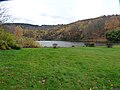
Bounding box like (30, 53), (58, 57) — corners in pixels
(3, 23), (63, 30)
(43, 14), (120, 41)
(2, 14), (120, 41)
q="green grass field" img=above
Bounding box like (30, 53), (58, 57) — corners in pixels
(0, 47), (120, 90)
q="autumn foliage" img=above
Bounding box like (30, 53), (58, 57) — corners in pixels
(3, 14), (120, 42)
(0, 27), (21, 50)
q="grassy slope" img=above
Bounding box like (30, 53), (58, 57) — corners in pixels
(0, 47), (120, 90)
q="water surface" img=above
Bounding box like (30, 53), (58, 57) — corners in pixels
(37, 41), (84, 47)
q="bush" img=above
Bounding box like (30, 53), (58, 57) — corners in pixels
(0, 27), (40, 49)
(0, 44), (6, 50)
(106, 43), (113, 48)
(53, 43), (58, 48)
(105, 30), (120, 48)
(15, 36), (40, 48)
(84, 42), (95, 47)
(0, 27), (20, 50)
(105, 30), (120, 43)
(11, 44), (21, 50)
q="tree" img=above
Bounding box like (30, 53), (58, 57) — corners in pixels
(0, 1), (10, 24)
(23, 30), (37, 40)
(105, 30), (120, 42)
(14, 26), (23, 37)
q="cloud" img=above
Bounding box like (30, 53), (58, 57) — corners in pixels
(4, 0), (120, 25)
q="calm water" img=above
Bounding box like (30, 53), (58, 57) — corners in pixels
(37, 41), (84, 47)
(37, 41), (120, 47)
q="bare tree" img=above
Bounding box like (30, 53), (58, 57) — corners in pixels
(0, 0), (11, 24)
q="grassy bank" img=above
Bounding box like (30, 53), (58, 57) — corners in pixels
(0, 47), (120, 90)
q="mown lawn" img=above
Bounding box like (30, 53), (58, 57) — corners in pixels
(0, 46), (120, 90)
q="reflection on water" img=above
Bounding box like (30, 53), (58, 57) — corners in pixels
(37, 41), (84, 47)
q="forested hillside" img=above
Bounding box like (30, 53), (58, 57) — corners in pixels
(43, 14), (120, 41)
(3, 14), (120, 42)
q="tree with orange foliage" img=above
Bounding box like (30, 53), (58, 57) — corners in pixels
(14, 26), (23, 37)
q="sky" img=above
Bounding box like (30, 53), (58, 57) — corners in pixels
(1, 0), (120, 25)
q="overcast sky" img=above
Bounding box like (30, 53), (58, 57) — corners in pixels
(1, 0), (120, 25)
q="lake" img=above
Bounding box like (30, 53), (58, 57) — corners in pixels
(37, 41), (85, 47)
(37, 41), (120, 47)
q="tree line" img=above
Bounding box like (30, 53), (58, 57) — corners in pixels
(3, 15), (120, 43)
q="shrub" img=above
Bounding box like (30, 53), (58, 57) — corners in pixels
(11, 44), (21, 50)
(15, 36), (40, 48)
(0, 44), (6, 50)
(53, 43), (58, 48)
(105, 30), (120, 43)
(0, 27), (20, 50)
(106, 43), (113, 48)
(72, 45), (75, 47)
(0, 27), (40, 49)
(84, 42), (95, 47)
(105, 30), (120, 48)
